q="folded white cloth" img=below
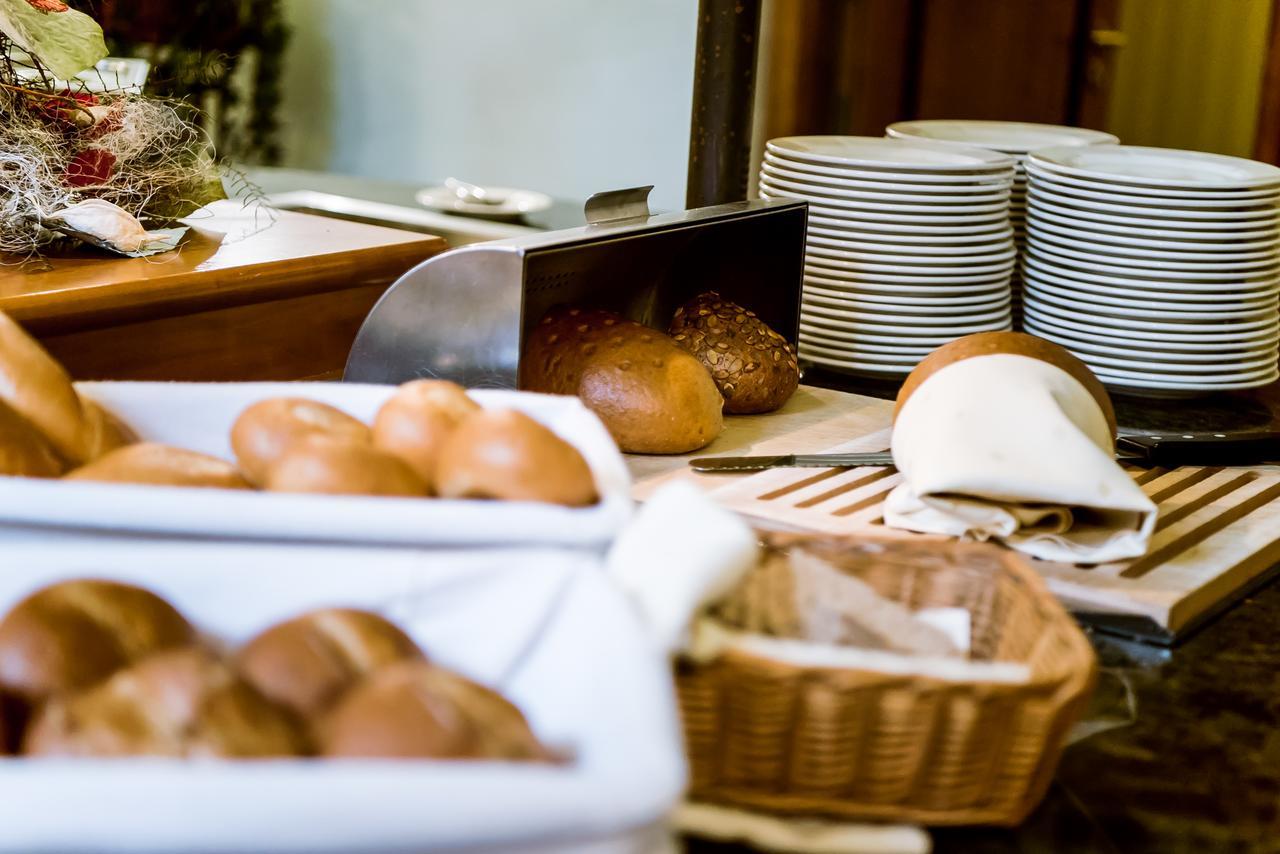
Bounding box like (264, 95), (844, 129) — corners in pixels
(884, 353), (1157, 563)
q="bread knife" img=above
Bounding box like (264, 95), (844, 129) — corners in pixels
(689, 431), (1280, 472)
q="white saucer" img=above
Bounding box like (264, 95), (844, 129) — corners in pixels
(805, 254), (1016, 277)
(1023, 319), (1280, 360)
(759, 174), (1009, 205)
(1022, 296), (1279, 332)
(1022, 273), (1278, 312)
(807, 222), (1014, 242)
(1024, 174), (1280, 210)
(807, 243), (1017, 264)
(805, 213), (1012, 236)
(768, 136), (1016, 172)
(802, 300), (1012, 327)
(804, 284), (1010, 307)
(763, 188), (1009, 222)
(1025, 207), (1280, 240)
(415, 184), (552, 220)
(1028, 145), (1280, 190)
(1023, 281), (1276, 320)
(1027, 187), (1280, 222)
(886, 120), (1117, 153)
(1028, 195), (1280, 229)
(803, 276), (1014, 297)
(1022, 252), (1280, 287)
(1022, 302), (1280, 342)
(1023, 214), (1280, 252)
(766, 151), (1015, 185)
(761, 162), (1012, 196)
(1024, 234), (1280, 269)
(805, 268), (1013, 286)
(1023, 161), (1280, 199)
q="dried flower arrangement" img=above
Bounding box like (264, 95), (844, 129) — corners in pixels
(0, 0), (225, 257)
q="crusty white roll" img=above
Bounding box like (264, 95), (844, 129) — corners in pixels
(0, 312), (134, 465)
(231, 397), (371, 486)
(0, 400), (64, 478)
(434, 409), (598, 506)
(265, 435), (429, 497)
(885, 332), (1157, 563)
(238, 608), (424, 722)
(372, 380), (480, 488)
(23, 646), (306, 758)
(65, 442), (251, 489)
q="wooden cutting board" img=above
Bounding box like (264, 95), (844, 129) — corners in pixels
(629, 386), (1280, 640)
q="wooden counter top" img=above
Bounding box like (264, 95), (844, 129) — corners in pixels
(0, 201), (447, 382)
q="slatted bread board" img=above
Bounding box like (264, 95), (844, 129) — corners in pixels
(628, 386), (1280, 640)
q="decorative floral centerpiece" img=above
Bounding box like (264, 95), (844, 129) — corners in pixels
(0, 0), (224, 256)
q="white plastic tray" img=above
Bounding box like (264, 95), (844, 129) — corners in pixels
(0, 383), (632, 548)
(0, 535), (683, 853)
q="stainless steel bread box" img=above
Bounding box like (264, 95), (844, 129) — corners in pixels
(343, 188), (807, 387)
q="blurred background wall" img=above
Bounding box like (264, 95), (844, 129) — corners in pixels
(275, 0), (698, 212)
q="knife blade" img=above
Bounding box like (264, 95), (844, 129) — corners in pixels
(689, 431), (1280, 473)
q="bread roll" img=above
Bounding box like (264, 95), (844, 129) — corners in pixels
(320, 660), (546, 761)
(81, 399), (139, 460)
(669, 292), (799, 414)
(65, 442), (251, 489)
(0, 579), (195, 704)
(0, 312), (132, 465)
(434, 409), (598, 506)
(372, 380), (480, 487)
(0, 400), (64, 478)
(895, 331), (1117, 437)
(231, 397), (372, 485)
(520, 307), (723, 454)
(264, 436), (428, 497)
(23, 646), (305, 758)
(238, 609), (424, 721)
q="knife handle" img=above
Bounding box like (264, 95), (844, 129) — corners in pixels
(1116, 431), (1280, 466)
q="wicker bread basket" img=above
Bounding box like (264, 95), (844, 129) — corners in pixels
(676, 533), (1097, 827)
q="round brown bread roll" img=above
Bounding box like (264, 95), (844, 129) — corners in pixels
(264, 435), (428, 497)
(372, 380), (480, 487)
(0, 399), (64, 478)
(80, 399), (139, 461)
(23, 646), (306, 758)
(231, 397), (372, 485)
(0, 312), (132, 466)
(894, 331), (1117, 437)
(519, 306), (724, 454)
(0, 579), (195, 704)
(433, 409), (598, 506)
(669, 292), (800, 414)
(320, 660), (546, 760)
(64, 442), (251, 489)
(238, 608), (424, 721)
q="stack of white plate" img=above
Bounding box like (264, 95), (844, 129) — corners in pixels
(885, 121), (1118, 325)
(760, 136), (1017, 378)
(1023, 144), (1280, 395)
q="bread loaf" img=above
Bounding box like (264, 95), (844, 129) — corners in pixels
(238, 609), (424, 721)
(669, 292), (799, 414)
(520, 306), (723, 454)
(372, 380), (480, 487)
(320, 660), (546, 761)
(65, 442), (251, 489)
(0, 400), (64, 478)
(231, 397), (372, 485)
(433, 409), (598, 506)
(0, 579), (195, 704)
(0, 312), (133, 465)
(23, 646), (306, 758)
(264, 435), (428, 497)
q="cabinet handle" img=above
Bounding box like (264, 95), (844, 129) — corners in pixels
(1090, 29), (1129, 48)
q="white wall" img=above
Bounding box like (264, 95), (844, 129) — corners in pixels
(278, 0), (699, 212)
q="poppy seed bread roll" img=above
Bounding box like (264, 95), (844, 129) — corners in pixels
(520, 306), (723, 454)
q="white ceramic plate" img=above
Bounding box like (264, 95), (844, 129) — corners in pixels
(802, 299), (1011, 327)
(803, 275), (1014, 297)
(1024, 319), (1280, 361)
(798, 351), (916, 378)
(805, 213), (1011, 236)
(761, 181), (1009, 215)
(1059, 345), (1277, 374)
(1022, 273), (1278, 312)
(768, 136), (1016, 171)
(1028, 195), (1280, 228)
(807, 220), (1014, 242)
(416, 185), (553, 220)
(794, 329), (940, 356)
(803, 292), (1011, 317)
(1023, 214), (1280, 252)
(1097, 370), (1279, 393)
(761, 162), (1013, 196)
(762, 188), (1009, 222)
(1022, 252), (1280, 287)
(886, 120), (1117, 154)
(1029, 145), (1280, 190)
(1024, 281), (1277, 321)
(804, 284), (1010, 307)
(765, 151), (1015, 186)
(806, 242), (1018, 263)
(1022, 294), (1279, 332)
(1025, 207), (1280, 240)
(1027, 186), (1280, 222)
(805, 254), (1016, 277)
(1025, 174), (1280, 210)
(1089, 360), (1278, 384)
(1022, 302), (1280, 342)
(805, 267), (1013, 286)
(799, 313), (965, 344)
(1024, 234), (1280, 269)
(1024, 161), (1280, 199)
(1021, 261), (1280, 300)
(759, 173), (1010, 205)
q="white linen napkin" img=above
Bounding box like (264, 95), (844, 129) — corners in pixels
(884, 353), (1157, 563)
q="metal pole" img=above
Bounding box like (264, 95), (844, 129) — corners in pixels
(686, 0), (764, 209)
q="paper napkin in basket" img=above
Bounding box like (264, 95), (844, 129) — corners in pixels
(884, 341), (1157, 563)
